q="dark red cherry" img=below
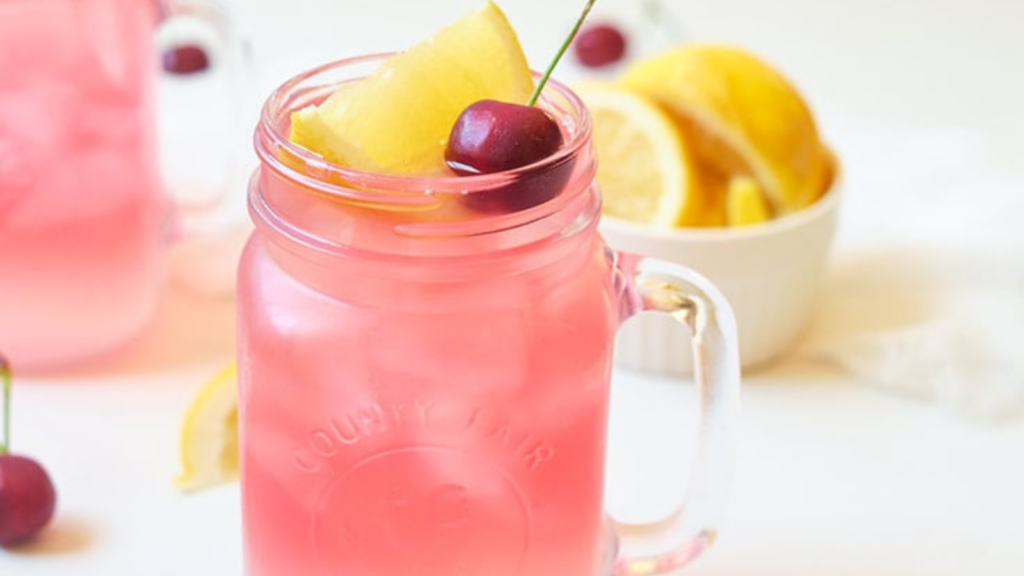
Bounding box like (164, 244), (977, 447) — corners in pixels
(162, 44), (210, 75)
(446, 99), (570, 213)
(446, 99), (564, 175)
(573, 23), (627, 68)
(0, 454), (56, 546)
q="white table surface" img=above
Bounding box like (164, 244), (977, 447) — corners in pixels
(5, 0), (1024, 575)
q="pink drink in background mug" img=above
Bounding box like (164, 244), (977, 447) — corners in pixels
(238, 55), (740, 576)
(0, 0), (236, 372)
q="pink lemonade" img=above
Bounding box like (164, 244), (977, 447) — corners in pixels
(0, 0), (167, 371)
(238, 220), (616, 576)
(239, 55), (739, 576)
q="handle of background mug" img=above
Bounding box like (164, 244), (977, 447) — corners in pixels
(609, 251), (741, 575)
(156, 0), (251, 295)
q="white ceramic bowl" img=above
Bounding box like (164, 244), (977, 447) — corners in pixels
(599, 185), (841, 375)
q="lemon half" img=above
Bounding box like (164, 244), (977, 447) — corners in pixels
(575, 82), (703, 229)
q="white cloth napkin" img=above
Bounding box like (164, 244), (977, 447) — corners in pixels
(803, 294), (1024, 423)
(797, 123), (1024, 424)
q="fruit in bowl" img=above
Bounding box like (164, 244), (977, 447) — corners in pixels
(575, 44), (840, 372)
(601, 182), (840, 374)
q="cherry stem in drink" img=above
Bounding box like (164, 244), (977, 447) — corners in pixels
(0, 353), (10, 455)
(527, 0), (598, 106)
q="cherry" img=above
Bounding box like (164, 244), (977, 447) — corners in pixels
(446, 100), (564, 175)
(446, 100), (570, 213)
(0, 354), (56, 546)
(444, 0), (597, 213)
(162, 44), (211, 75)
(0, 455), (56, 546)
(573, 23), (627, 68)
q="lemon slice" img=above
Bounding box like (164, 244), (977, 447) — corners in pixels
(290, 1), (534, 175)
(620, 44), (829, 213)
(726, 176), (771, 226)
(575, 82), (701, 229)
(175, 363), (239, 492)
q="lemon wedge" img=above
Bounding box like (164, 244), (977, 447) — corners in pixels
(575, 82), (701, 229)
(726, 176), (771, 226)
(175, 363), (239, 492)
(290, 1), (534, 175)
(620, 44), (829, 213)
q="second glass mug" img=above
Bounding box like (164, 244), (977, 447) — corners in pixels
(0, 0), (239, 373)
(238, 55), (740, 576)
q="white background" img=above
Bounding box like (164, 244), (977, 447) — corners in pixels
(4, 0), (1024, 575)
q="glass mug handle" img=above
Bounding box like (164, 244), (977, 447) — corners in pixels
(156, 0), (251, 295)
(609, 251), (741, 575)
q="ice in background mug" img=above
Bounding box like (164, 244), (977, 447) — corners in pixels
(0, 0), (240, 372)
(237, 55), (740, 576)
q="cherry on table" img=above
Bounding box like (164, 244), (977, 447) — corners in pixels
(0, 355), (56, 547)
(0, 454), (56, 546)
(573, 23), (627, 68)
(162, 44), (211, 75)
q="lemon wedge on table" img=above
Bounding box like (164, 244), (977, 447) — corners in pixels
(289, 1), (535, 176)
(620, 44), (831, 213)
(574, 82), (703, 229)
(175, 363), (239, 492)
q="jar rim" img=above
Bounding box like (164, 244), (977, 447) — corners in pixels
(254, 53), (593, 209)
(249, 53), (599, 257)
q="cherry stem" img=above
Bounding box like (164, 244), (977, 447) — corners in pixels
(0, 353), (9, 456)
(527, 0), (598, 107)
